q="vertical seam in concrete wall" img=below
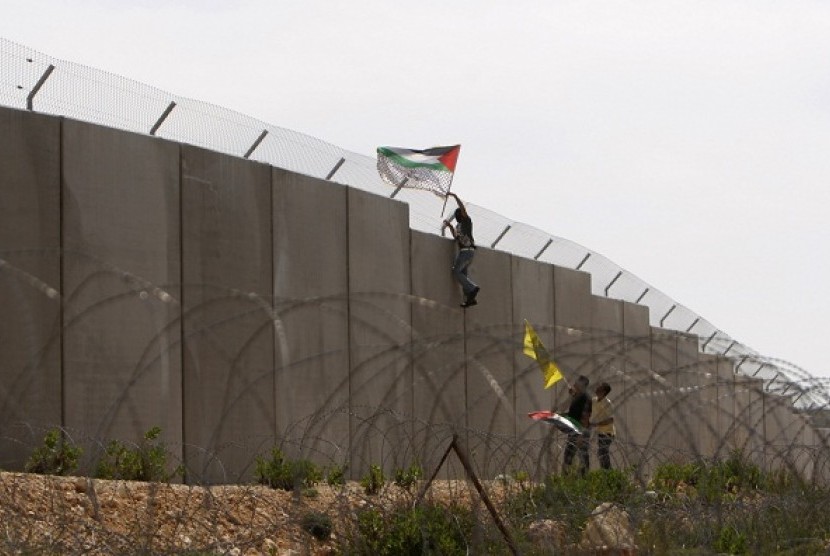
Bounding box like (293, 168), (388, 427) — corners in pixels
(58, 116), (65, 430)
(177, 144), (186, 464)
(551, 263), (557, 376)
(463, 301), (468, 433)
(408, 230), (415, 441)
(345, 189), (353, 469)
(508, 255), (516, 438)
(270, 169), (278, 440)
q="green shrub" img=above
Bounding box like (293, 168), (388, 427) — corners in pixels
(25, 429), (82, 476)
(650, 461), (703, 492)
(361, 464), (385, 495)
(301, 511), (333, 540)
(715, 525), (748, 555)
(651, 452), (777, 502)
(95, 426), (182, 482)
(512, 470), (530, 485)
(255, 447), (322, 491)
(505, 467), (638, 545)
(345, 504), (484, 556)
(325, 463), (346, 486)
(393, 463), (423, 492)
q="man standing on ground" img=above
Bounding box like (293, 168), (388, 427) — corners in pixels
(562, 375), (592, 475)
(442, 192), (480, 308)
(591, 382), (616, 470)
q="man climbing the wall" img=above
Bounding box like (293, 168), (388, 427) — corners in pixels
(442, 192), (480, 308)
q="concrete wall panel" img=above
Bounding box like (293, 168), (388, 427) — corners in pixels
(743, 377), (767, 467)
(676, 333), (703, 458)
(696, 353), (721, 459)
(410, 230), (465, 474)
(552, 266), (592, 412)
(511, 255), (556, 477)
(792, 413), (815, 481)
(180, 146), (274, 482)
(620, 302), (651, 470)
(590, 297), (624, 470)
(764, 394), (797, 471)
(347, 188), (412, 475)
(715, 358), (736, 457)
(649, 328), (680, 462)
(464, 247), (514, 476)
(62, 119), (182, 469)
(0, 107), (62, 468)
(272, 170), (350, 467)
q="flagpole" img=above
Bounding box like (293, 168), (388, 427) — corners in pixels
(440, 172), (456, 218)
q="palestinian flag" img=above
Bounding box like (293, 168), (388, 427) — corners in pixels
(528, 411), (584, 434)
(376, 145), (460, 194)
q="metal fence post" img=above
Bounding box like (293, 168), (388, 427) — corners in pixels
(244, 129), (268, 159)
(604, 270), (622, 297)
(659, 304), (676, 327)
(149, 101), (176, 135)
(325, 157), (346, 181)
(702, 330), (718, 351)
(534, 238), (553, 260)
(26, 64), (55, 111)
(490, 225), (511, 249)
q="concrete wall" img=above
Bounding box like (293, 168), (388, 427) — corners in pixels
(61, 119), (183, 471)
(620, 302), (652, 471)
(347, 188), (412, 476)
(512, 255), (555, 478)
(410, 230), (466, 477)
(590, 297), (624, 471)
(180, 146), (274, 483)
(649, 328), (682, 461)
(0, 105), (822, 483)
(272, 170), (350, 467)
(0, 108), (62, 468)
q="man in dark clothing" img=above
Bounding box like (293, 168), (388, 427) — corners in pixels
(562, 375), (592, 475)
(442, 192), (480, 308)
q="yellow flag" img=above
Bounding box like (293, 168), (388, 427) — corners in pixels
(523, 320), (564, 389)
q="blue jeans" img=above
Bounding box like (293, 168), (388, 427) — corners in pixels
(451, 248), (478, 297)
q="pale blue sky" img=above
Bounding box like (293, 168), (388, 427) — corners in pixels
(4, 0), (829, 378)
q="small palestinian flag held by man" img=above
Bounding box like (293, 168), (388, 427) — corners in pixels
(528, 411), (584, 435)
(376, 145), (460, 195)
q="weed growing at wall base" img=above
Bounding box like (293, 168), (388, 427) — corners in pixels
(342, 503), (502, 556)
(255, 447), (322, 491)
(24, 429), (82, 476)
(95, 426), (182, 482)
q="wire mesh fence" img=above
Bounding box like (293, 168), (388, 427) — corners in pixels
(3, 35), (830, 552)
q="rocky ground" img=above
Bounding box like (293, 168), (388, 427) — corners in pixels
(0, 470), (648, 555)
(0, 471), (367, 555)
(0, 471), (509, 555)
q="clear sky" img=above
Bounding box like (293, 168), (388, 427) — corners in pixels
(4, 1), (829, 379)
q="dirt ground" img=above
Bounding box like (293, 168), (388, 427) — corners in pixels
(0, 471), (493, 555)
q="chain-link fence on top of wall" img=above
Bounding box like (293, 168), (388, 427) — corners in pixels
(2, 37), (827, 413)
